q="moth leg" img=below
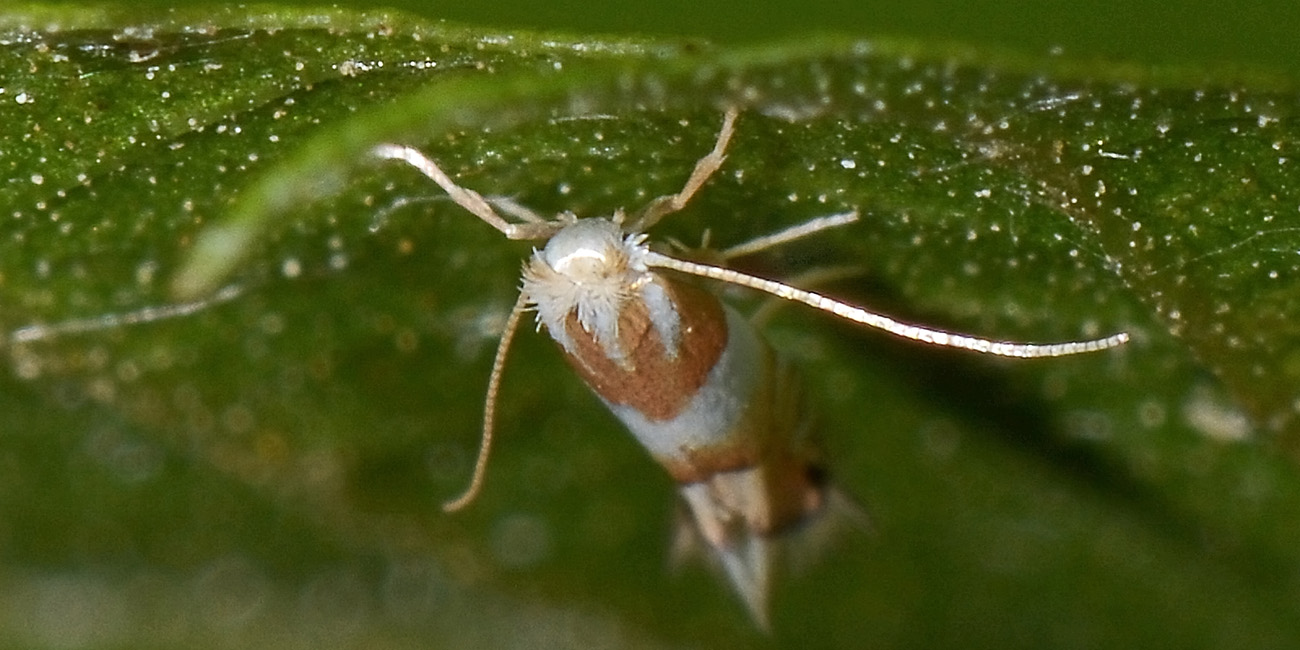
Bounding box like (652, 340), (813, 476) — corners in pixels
(372, 144), (560, 241)
(487, 195), (552, 224)
(719, 210), (859, 261)
(630, 108), (739, 232)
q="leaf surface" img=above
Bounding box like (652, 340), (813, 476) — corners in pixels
(1, 4), (1298, 648)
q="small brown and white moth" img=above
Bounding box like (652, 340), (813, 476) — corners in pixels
(372, 109), (1128, 627)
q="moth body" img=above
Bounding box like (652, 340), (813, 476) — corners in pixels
(522, 213), (831, 626)
(368, 108), (1128, 627)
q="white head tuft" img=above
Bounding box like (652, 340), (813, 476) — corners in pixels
(522, 219), (657, 364)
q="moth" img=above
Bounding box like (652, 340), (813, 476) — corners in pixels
(372, 109), (1128, 627)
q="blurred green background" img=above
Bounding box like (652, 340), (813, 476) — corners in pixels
(67, 0), (1300, 69)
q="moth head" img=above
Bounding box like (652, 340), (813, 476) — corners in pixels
(541, 218), (630, 283)
(522, 218), (653, 363)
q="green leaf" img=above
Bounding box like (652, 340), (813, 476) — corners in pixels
(2, 4), (1300, 648)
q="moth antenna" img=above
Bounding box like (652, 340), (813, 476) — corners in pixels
(443, 291), (531, 512)
(748, 265), (865, 328)
(643, 251), (1129, 357)
(371, 144), (560, 241)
